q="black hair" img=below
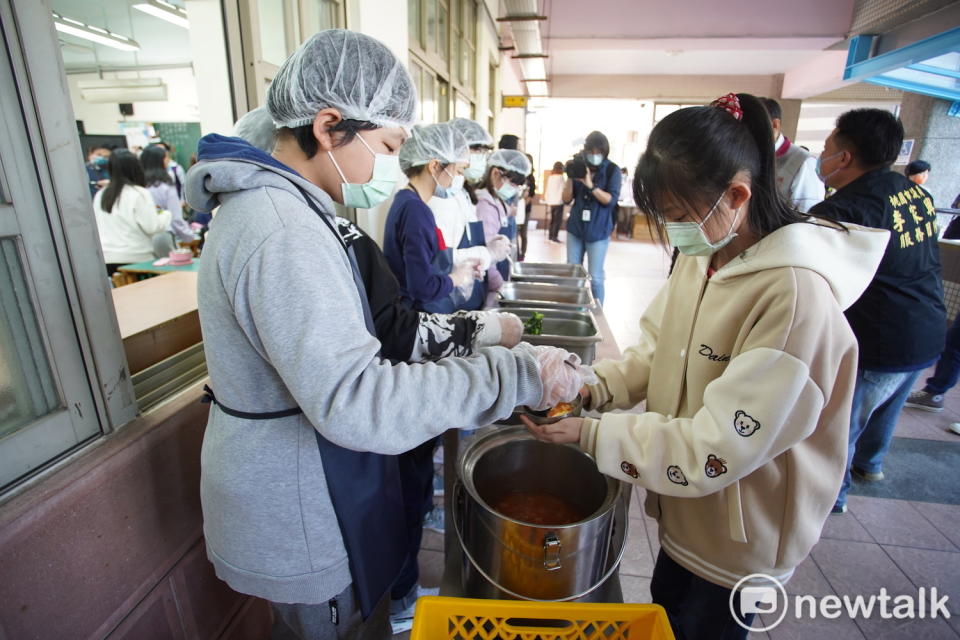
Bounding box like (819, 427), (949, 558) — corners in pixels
(402, 160), (452, 180)
(101, 149), (146, 213)
(584, 131), (610, 157)
(88, 144), (109, 154)
(906, 160), (931, 176)
(141, 144), (172, 186)
(633, 93), (822, 247)
(759, 97), (781, 121)
(498, 134), (519, 150)
(834, 108), (903, 169)
(552, 161), (564, 173)
(158, 141), (172, 152)
(470, 144), (493, 152)
(280, 118), (379, 159)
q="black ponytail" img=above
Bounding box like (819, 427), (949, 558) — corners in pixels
(633, 92), (837, 247)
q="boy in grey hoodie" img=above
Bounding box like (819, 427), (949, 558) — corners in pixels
(187, 29), (583, 640)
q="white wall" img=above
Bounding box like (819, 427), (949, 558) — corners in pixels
(68, 68), (200, 135)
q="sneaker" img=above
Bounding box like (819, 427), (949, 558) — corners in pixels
(851, 466), (884, 482)
(948, 422), (960, 436)
(389, 586), (439, 634)
(423, 507), (445, 534)
(905, 390), (945, 412)
(831, 503), (847, 514)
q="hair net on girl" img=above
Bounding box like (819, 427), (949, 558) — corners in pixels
(233, 107), (278, 152)
(267, 29), (417, 130)
(488, 149), (531, 176)
(398, 123), (470, 172)
(449, 118), (493, 148)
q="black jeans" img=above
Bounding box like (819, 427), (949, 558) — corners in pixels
(548, 205), (564, 240)
(517, 222), (528, 260)
(650, 550), (754, 640)
(391, 436), (439, 601)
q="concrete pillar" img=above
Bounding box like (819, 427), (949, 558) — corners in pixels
(779, 99), (802, 142)
(899, 93), (960, 209)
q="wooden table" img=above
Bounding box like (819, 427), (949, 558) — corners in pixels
(115, 257), (201, 286)
(111, 271), (201, 374)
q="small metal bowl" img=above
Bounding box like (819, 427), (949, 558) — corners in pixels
(496, 394), (584, 426)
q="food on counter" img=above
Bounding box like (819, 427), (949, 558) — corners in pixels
(547, 402), (574, 418)
(523, 311), (544, 335)
(492, 490), (584, 525)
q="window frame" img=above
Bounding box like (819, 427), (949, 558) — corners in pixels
(408, 0), (477, 123)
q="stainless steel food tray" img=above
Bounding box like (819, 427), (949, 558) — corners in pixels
(511, 262), (589, 279)
(498, 282), (596, 312)
(498, 306), (601, 364)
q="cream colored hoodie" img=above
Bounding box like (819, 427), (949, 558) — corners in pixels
(580, 221), (888, 588)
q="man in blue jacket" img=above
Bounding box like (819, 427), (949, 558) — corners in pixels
(563, 130), (621, 305)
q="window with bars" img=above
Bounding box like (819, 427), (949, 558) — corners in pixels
(409, 0), (477, 123)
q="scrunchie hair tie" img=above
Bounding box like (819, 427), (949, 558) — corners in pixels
(710, 93), (743, 121)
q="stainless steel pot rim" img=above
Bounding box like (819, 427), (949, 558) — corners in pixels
(457, 426), (621, 529)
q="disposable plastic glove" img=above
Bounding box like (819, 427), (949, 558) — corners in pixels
(497, 313), (523, 348)
(514, 344), (593, 411)
(450, 258), (482, 289)
(486, 234), (512, 262)
(454, 245), (492, 271)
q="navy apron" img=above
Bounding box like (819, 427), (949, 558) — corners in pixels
(496, 200), (514, 282)
(203, 185), (407, 620)
(421, 219), (487, 313)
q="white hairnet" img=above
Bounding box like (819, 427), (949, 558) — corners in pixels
(449, 117), (493, 148)
(267, 29), (417, 130)
(233, 107), (277, 153)
(488, 149), (531, 176)
(399, 123), (469, 171)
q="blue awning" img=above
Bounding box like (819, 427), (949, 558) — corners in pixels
(845, 28), (960, 102)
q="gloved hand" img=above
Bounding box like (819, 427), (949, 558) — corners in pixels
(514, 344), (591, 411)
(486, 234), (511, 262)
(450, 258), (482, 289)
(497, 313), (523, 348)
(454, 245), (492, 271)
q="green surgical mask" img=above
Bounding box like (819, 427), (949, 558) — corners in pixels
(464, 153), (487, 181)
(664, 193), (741, 257)
(328, 135), (400, 209)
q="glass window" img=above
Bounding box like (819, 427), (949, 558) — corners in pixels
(300, 0), (342, 36)
(410, 60), (424, 120)
(438, 2), (449, 64)
(423, 71), (436, 124)
(257, 0), (289, 66)
(437, 79), (450, 122)
(408, 0), (422, 50)
(463, 0), (475, 45)
(425, 0), (437, 54)
(0, 238), (59, 439)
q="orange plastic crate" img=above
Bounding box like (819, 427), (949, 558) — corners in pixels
(410, 596), (675, 640)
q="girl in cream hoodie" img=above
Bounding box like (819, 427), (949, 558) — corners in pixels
(522, 93), (888, 640)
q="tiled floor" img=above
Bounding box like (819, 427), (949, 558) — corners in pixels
(401, 222), (960, 639)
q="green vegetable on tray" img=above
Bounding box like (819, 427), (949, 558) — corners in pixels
(523, 311), (545, 335)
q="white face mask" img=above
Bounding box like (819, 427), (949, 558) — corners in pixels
(664, 192), (742, 257)
(450, 174), (466, 193)
(327, 134), (401, 209)
(464, 153), (487, 181)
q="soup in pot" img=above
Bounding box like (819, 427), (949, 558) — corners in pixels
(492, 490), (585, 526)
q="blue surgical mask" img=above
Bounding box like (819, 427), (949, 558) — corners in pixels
(92, 156), (108, 167)
(464, 153), (487, 181)
(587, 153), (603, 166)
(432, 167), (456, 199)
(816, 151), (843, 183)
(664, 193), (741, 257)
(328, 134), (400, 209)
(496, 182), (519, 202)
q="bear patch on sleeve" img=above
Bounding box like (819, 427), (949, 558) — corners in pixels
(620, 461), (640, 479)
(733, 410), (761, 437)
(666, 465), (688, 486)
(704, 454), (728, 478)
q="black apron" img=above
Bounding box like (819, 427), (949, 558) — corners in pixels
(203, 184), (407, 620)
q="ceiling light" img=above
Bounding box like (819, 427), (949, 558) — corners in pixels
(133, 0), (189, 29)
(52, 12), (140, 52)
(78, 78), (168, 103)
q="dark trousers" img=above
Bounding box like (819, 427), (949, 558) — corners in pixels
(924, 312), (960, 394)
(391, 436), (438, 601)
(548, 205), (564, 240)
(650, 550), (754, 640)
(517, 222), (528, 261)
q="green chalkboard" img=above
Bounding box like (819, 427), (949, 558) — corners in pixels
(153, 122), (202, 169)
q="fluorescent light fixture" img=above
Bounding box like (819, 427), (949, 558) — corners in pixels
(52, 12), (140, 52)
(133, 0), (189, 29)
(78, 78), (168, 103)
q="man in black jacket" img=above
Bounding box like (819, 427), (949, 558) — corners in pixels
(811, 109), (946, 513)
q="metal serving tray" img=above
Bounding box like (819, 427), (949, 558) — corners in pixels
(511, 274), (590, 288)
(498, 282), (596, 312)
(498, 306), (602, 364)
(511, 262), (589, 279)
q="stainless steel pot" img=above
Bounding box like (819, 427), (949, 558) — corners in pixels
(454, 427), (623, 601)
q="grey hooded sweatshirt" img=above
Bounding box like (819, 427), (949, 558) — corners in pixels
(185, 136), (542, 605)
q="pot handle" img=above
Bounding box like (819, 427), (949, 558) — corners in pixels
(452, 480), (629, 602)
(543, 533), (562, 571)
